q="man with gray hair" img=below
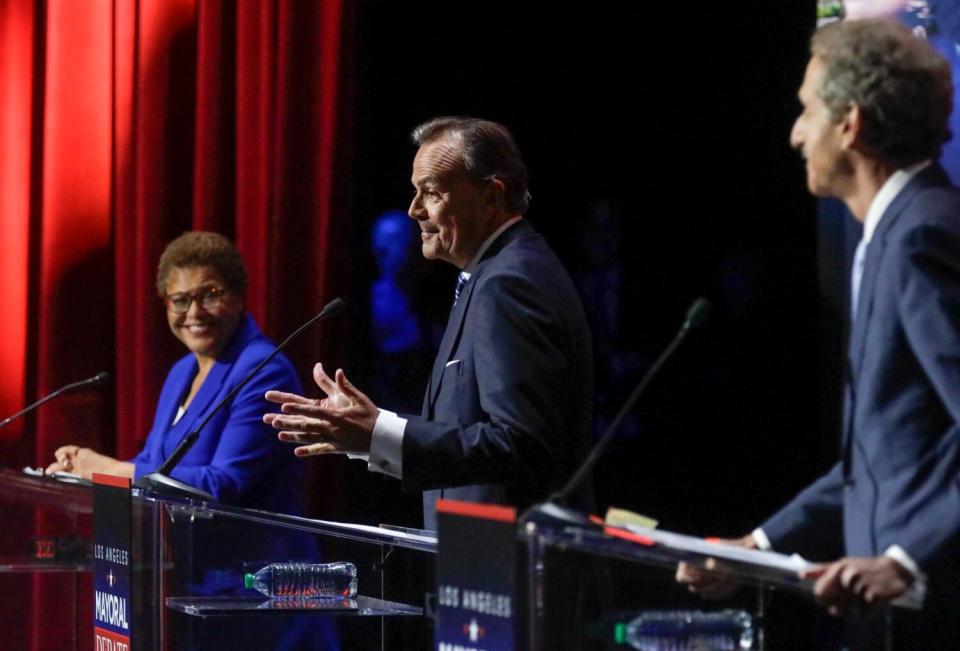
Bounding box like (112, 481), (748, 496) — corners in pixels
(679, 18), (960, 646)
(264, 117), (594, 530)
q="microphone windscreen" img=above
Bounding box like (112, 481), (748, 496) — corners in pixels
(684, 298), (712, 330)
(323, 298), (347, 317)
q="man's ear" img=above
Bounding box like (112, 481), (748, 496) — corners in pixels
(840, 103), (862, 150)
(484, 177), (507, 211)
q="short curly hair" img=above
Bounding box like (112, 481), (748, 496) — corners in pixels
(811, 19), (953, 168)
(156, 231), (248, 296)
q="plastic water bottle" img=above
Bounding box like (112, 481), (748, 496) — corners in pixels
(619, 610), (753, 651)
(243, 562), (358, 599)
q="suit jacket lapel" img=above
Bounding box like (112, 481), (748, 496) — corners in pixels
(426, 276), (477, 413)
(842, 234), (886, 473)
(162, 314), (256, 456)
(847, 165), (948, 380)
(844, 165), (949, 459)
(179, 362), (230, 433)
(423, 219), (533, 415)
(157, 360), (196, 452)
(847, 238), (884, 379)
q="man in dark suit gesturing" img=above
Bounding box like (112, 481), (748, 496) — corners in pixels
(265, 117), (593, 530)
(680, 19), (960, 645)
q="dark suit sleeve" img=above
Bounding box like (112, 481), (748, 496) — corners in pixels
(760, 462), (845, 560)
(167, 358), (302, 503)
(400, 270), (572, 492)
(888, 223), (960, 568)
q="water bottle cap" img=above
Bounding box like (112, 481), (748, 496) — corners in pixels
(614, 622), (626, 644)
(243, 573), (255, 589)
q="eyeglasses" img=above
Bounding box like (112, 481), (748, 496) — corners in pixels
(164, 287), (229, 314)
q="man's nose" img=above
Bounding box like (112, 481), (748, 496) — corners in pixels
(186, 296), (207, 317)
(408, 196), (424, 220)
(789, 119), (803, 150)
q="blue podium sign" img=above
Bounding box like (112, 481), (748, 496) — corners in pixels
(436, 499), (521, 651)
(93, 474), (133, 651)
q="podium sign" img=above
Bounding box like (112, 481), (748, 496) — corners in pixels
(436, 499), (520, 651)
(93, 474), (133, 651)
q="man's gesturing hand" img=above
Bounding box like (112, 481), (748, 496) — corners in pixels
(264, 363), (378, 456)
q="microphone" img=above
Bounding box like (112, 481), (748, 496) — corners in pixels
(0, 371), (109, 430)
(133, 298), (347, 501)
(521, 298), (712, 528)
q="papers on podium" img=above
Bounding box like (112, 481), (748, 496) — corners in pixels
(619, 523), (922, 610)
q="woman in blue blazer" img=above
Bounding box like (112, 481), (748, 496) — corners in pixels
(47, 231), (305, 515)
(49, 233), (339, 648)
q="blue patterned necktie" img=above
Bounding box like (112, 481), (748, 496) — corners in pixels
(453, 271), (469, 306)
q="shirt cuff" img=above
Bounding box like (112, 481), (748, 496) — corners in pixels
(883, 545), (923, 581)
(883, 545), (927, 605)
(369, 409), (406, 479)
(751, 528), (772, 551)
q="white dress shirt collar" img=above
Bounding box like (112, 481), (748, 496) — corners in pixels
(862, 160), (930, 244)
(462, 215), (523, 277)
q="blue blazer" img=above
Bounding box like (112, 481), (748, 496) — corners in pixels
(403, 220), (594, 531)
(132, 313), (305, 515)
(763, 165), (960, 581)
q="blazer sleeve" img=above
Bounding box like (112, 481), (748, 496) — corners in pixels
(165, 357), (302, 503)
(760, 461), (845, 561)
(130, 445), (155, 474)
(400, 269), (573, 492)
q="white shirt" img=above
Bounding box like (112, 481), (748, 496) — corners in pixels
(851, 162), (929, 319)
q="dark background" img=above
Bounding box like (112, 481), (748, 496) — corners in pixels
(331, 3), (842, 538)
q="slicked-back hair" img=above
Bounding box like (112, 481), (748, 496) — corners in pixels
(411, 117), (532, 214)
(812, 19), (952, 168)
(156, 231), (247, 296)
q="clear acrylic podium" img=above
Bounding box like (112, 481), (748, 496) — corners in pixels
(521, 519), (911, 651)
(0, 467), (93, 650)
(133, 490), (435, 650)
(0, 467), (435, 650)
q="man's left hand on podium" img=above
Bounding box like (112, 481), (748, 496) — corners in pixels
(801, 555), (913, 616)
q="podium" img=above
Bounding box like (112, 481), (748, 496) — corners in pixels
(520, 519), (920, 650)
(0, 467), (435, 650)
(136, 490), (434, 649)
(0, 467), (93, 650)
(3, 466), (925, 650)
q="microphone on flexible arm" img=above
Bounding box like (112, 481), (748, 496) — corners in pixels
(0, 371), (110, 430)
(133, 298), (347, 501)
(520, 298), (712, 528)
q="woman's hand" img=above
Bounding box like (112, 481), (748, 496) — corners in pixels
(46, 446), (134, 480)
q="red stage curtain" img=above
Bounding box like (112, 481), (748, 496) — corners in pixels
(0, 0), (350, 647)
(0, 0), (35, 446)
